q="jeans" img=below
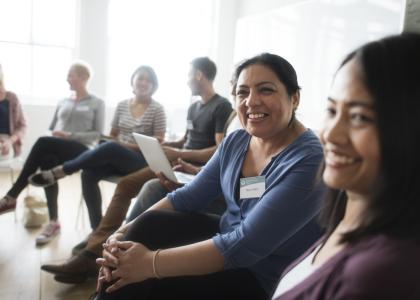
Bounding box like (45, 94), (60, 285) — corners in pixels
(126, 178), (227, 222)
(62, 141), (148, 229)
(126, 178), (168, 222)
(7, 136), (88, 220)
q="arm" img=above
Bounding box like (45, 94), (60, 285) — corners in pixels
(9, 93), (27, 144)
(161, 131), (187, 148)
(162, 131), (224, 163)
(99, 196), (225, 292)
(98, 149), (224, 288)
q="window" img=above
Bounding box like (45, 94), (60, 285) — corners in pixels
(0, 0), (78, 103)
(107, 0), (217, 136)
(234, 0), (402, 130)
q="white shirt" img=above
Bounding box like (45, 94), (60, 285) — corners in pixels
(272, 245), (320, 299)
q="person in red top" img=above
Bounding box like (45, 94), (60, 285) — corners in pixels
(0, 64), (26, 160)
(272, 33), (420, 300)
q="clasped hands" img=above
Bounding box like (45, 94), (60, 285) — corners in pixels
(96, 233), (154, 293)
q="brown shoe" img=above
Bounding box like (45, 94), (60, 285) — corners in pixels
(41, 252), (99, 280)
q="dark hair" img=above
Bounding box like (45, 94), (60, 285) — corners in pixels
(320, 33), (420, 242)
(233, 53), (301, 97)
(190, 57), (217, 81)
(130, 65), (159, 95)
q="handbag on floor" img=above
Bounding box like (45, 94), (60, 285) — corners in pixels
(23, 195), (48, 228)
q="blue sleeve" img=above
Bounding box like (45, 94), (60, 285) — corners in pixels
(168, 147), (223, 212)
(213, 151), (324, 268)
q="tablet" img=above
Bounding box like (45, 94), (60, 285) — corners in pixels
(132, 133), (195, 184)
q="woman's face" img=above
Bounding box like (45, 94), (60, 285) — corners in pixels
(321, 58), (380, 196)
(132, 70), (154, 98)
(235, 64), (298, 139)
(67, 67), (86, 91)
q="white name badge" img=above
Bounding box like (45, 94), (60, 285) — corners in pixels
(186, 120), (194, 130)
(76, 106), (89, 111)
(240, 176), (266, 199)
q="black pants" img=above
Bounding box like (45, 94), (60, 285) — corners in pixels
(96, 210), (268, 300)
(7, 136), (87, 221)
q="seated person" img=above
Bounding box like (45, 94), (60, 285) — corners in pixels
(0, 62), (103, 246)
(272, 33), (420, 299)
(40, 57), (233, 284)
(126, 112), (241, 221)
(30, 65), (166, 232)
(0, 63), (26, 161)
(92, 53), (326, 300)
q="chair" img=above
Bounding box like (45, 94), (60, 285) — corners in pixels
(75, 175), (122, 229)
(0, 156), (23, 221)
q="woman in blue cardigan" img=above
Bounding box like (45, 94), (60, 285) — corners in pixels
(272, 33), (420, 300)
(93, 53), (326, 299)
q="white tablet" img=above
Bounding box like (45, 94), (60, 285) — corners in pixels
(132, 133), (195, 184)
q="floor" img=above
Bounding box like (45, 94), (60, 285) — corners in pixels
(0, 171), (117, 300)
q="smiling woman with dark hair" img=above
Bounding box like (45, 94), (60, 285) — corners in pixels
(272, 33), (420, 300)
(91, 53), (326, 300)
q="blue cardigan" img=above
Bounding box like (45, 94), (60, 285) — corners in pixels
(169, 129), (326, 292)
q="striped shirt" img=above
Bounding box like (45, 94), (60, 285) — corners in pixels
(111, 99), (166, 144)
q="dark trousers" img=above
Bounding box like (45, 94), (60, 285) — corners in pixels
(7, 136), (88, 220)
(62, 141), (147, 229)
(96, 210), (268, 300)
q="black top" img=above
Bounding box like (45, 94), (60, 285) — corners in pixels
(0, 99), (10, 135)
(184, 94), (232, 150)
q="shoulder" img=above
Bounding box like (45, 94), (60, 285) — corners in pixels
(5, 91), (19, 103)
(281, 129), (324, 163)
(212, 95), (232, 108)
(88, 94), (104, 105)
(116, 99), (130, 109)
(219, 129), (248, 152)
(150, 99), (165, 110)
(339, 235), (420, 296)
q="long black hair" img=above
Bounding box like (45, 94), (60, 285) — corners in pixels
(319, 33), (420, 243)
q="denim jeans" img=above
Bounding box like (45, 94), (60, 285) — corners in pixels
(62, 141), (148, 229)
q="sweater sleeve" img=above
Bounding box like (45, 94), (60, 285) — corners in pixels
(168, 146), (223, 212)
(214, 150), (324, 268)
(8, 92), (27, 156)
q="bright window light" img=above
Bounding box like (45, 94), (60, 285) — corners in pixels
(107, 0), (216, 136)
(0, 0), (77, 104)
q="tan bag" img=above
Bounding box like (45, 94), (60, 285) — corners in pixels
(23, 195), (48, 228)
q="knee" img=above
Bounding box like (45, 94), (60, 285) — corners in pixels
(127, 210), (166, 237)
(81, 169), (101, 183)
(33, 136), (52, 150)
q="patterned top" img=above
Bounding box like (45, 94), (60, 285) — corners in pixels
(111, 99), (166, 144)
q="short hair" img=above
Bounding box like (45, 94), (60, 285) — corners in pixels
(70, 61), (91, 80)
(320, 33), (420, 242)
(130, 65), (159, 95)
(233, 53), (301, 97)
(190, 57), (217, 81)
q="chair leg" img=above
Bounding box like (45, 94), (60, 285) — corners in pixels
(9, 167), (17, 222)
(75, 194), (85, 229)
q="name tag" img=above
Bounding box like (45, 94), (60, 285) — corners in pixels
(240, 176), (265, 199)
(76, 106), (89, 111)
(186, 120), (194, 130)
